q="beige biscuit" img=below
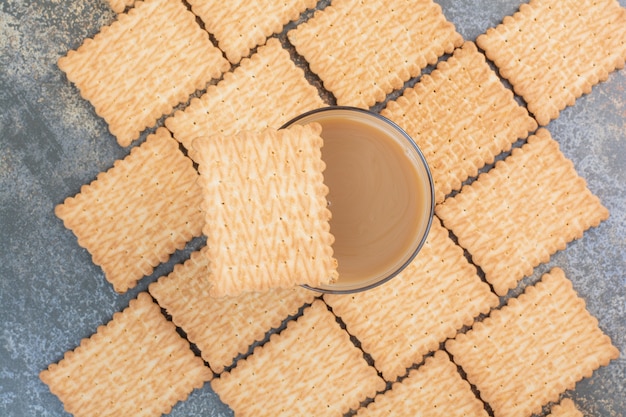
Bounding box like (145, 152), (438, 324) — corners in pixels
(192, 124), (337, 297)
(58, 0), (230, 146)
(381, 41), (537, 203)
(436, 128), (609, 296)
(149, 247), (317, 373)
(211, 300), (386, 416)
(324, 219), (498, 381)
(355, 351), (489, 417)
(165, 38), (325, 152)
(188, 0), (317, 63)
(107, 0), (134, 13)
(40, 293), (212, 417)
(55, 128), (204, 293)
(446, 268), (619, 417)
(476, 0), (626, 126)
(547, 399), (583, 417)
(287, 0), (463, 108)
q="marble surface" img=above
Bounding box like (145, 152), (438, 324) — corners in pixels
(1, 0), (624, 416)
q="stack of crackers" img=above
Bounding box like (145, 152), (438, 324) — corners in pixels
(43, 0), (625, 416)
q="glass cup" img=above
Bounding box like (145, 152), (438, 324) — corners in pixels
(282, 106), (434, 293)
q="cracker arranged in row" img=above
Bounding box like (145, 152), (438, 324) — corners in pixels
(165, 38), (325, 152)
(192, 124), (337, 297)
(149, 247), (317, 373)
(355, 351), (489, 417)
(58, 0), (230, 146)
(188, 0), (317, 63)
(325, 219), (498, 381)
(381, 41), (537, 203)
(55, 128), (204, 293)
(547, 399), (583, 417)
(436, 128), (609, 296)
(40, 293), (212, 417)
(476, 0), (626, 125)
(287, 0), (463, 108)
(446, 268), (619, 417)
(211, 300), (386, 416)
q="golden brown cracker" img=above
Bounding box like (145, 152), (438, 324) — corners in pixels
(188, 0), (317, 63)
(55, 127), (204, 293)
(476, 0), (626, 126)
(436, 128), (609, 296)
(211, 300), (386, 416)
(324, 219), (498, 381)
(149, 247), (317, 373)
(40, 293), (212, 417)
(58, 0), (230, 146)
(381, 41), (537, 203)
(446, 268), (619, 417)
(192, 124), (337, 297)
(165, 37), (325, 152)
(355, 351), (489, 417)
(287, 0), (463, 108)
(547, 399), (583, 417)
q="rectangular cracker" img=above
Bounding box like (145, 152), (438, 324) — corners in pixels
(287, 0), (463, 108)
(355, 351), (489, 417)
(55, 127), (204, 293)
(436, 128), (609, 296)
(211, 300), (386, 416)
(381, 41), (537, 203)
(40, 293), (212, 417)
(324, 219), (498, 381)
(547, 399), (583, 417)
(58, 0), (230, 146)
(188, 0), (317, 63)
(476, 0), (626, 125)
(165, 38), (325, 152)
(149, 247), (317, 373)
(446, 268), (619, 417)
(192, 124), (337, 297)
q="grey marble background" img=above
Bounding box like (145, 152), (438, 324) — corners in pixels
(1, 0), (624, 416)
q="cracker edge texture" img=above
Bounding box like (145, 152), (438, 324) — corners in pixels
(211, 300), (386, 416)
(55, 127), (204, 293)
(436, 128), (610, 296)
(192, 124), (337, 297)
(39, 293), (212, 417)
(445, 268), (619, 417)
(476, 0), (626, 125)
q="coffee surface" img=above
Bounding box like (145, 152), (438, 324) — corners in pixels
(319, 116), (427, 284)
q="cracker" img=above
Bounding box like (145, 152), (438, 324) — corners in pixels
(287, 0), (463, 108)
(476, 0), (626, 126)
(107, 0), (134, 13)
(355, 351), (489, 417)
(55, 127), (204, 293)
(381, 41), (537, 203)
(165, 38), (325, 152)
(211, 300), (386, 416)
(188, 0), (317, 64)
(324, 219), (498, 381)
(192, 124), (337, 297)
(40, 293), (212, 417)
(446, 268), (619, 417)
(436, 128), (609, 296)
(149, 247), (317, 373)
(547, 399), (583, 417)
(58, 0), (230, 146)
